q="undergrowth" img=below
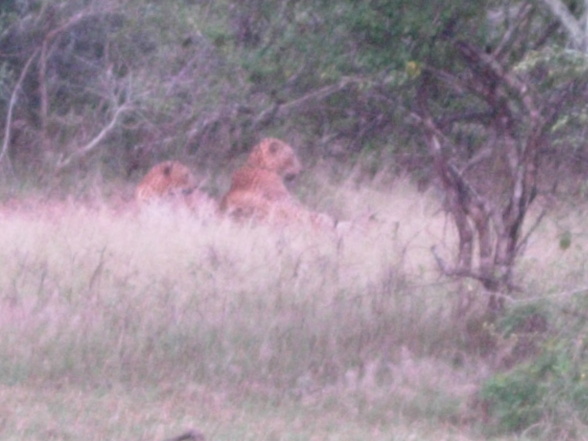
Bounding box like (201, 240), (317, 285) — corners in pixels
(0, 180), (586, 439)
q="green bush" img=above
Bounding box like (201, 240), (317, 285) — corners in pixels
(482, 368), (545, 432)
(481, 306), (588, 437)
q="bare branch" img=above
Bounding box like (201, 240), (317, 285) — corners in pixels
(455, 40), (542, 123)
(536, 0), (586, 50)
(252, 78), (359, 130)
(55, 103), (130, 172)
(424, 65), (499, 107)
(184, 78), (360, 149)
(515, 208), (547, 256)
(493, 2), (534, 60)
(438, 111), (493, 129)
(0, 49), (40, 166)
(431, 246), (520, 294)
(44, 8), (111, 42)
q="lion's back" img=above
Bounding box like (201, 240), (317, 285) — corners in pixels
(222, 167), (291, 209)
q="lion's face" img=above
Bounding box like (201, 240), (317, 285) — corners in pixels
(247, 138), (302, 181)
(160, 161), (196, 191)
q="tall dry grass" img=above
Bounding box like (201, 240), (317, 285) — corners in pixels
(0, 178), (586, 434)
(0, 183), (457, 385)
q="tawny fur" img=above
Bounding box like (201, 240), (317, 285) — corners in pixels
(220, 138), (334, 229)
(135, 161), (217, 215)
(136, 161), (196, 203)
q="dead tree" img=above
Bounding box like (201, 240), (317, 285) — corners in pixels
(414, 30), (570, 315)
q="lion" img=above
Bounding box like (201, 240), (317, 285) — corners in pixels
(135, 160), (217, 215)
(220, 138), (335, 229)
(135, 161), (196, 204)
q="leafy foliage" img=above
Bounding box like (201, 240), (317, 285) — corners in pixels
(482, 301), (588, 437)
(0, 0), (585, 183)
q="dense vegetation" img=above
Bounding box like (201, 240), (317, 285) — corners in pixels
(1, 1), (588, 439)
(1, 1), (585, 176)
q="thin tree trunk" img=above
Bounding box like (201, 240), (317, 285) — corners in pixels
(39, 40), (49, 152)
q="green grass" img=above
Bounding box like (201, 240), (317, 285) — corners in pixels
(1, 382), (526, 441)
(0, 180), (586, 440)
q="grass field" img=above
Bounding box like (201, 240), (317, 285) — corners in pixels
(0, 382), (511, 441)
(0, 178), (586, 440)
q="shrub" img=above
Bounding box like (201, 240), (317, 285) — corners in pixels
(481, 302), (588, 438)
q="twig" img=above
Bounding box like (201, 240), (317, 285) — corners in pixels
(493, 2), (533, 60)
(515, 208), (547, 256)
(431, 245), (519, 296)
(510, 286), (588, 304)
